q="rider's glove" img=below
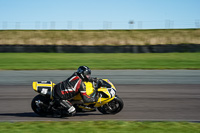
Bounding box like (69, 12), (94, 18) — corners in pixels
(92, 77), (98, 82)
(93, 79), (103, 91)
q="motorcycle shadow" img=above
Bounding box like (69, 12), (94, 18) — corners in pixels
(0, 112), (103, 118)
(0, 112), (38, 117)
(75, 112), (103, 116)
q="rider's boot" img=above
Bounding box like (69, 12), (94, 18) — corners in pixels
(60, 100), (76, 116)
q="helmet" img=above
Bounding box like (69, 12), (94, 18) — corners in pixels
(77, 66), (91, 81)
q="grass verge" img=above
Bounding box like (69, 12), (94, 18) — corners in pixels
(0, 53), (200, 70)
(0, 121), (200, 133)
(0, 29), (200, 45)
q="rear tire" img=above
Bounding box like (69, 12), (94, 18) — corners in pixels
(31, 95), (50, 117)
(97, 96), (124, 114)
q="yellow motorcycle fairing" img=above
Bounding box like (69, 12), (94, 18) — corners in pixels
(74, 79), (117, 107)
(32, 81), (55, 99)
(72, 80), (94, 101)
(94, 79), (116, 107)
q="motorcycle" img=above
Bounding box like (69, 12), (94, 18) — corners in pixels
(31, 79), (124, 117)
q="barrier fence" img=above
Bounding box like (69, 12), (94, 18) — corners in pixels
(0, 44), (200, 53)
(0, 20), (200, 30)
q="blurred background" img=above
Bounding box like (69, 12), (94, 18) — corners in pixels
(0, 0), (200, 46)
(0, 19), (200, 30)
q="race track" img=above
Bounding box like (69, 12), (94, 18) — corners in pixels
(0, 70), (200, 121)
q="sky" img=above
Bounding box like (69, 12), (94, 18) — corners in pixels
(0, 0), (200, 29)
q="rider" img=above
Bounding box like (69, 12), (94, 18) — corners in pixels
(53, 66), (100, 116)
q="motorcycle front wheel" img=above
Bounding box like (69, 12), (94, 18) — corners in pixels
(97, 95), (124, 114)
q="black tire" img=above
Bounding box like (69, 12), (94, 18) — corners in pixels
(97, 96), (124, 114)
(31, 94), (50, 117)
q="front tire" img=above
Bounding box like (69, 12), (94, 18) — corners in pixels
(97, 96), (124, 114)
(31, 94), (50, 117)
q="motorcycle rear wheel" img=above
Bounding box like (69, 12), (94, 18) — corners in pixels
(97, 95), (123, 114)
(31, 94), (50, 117)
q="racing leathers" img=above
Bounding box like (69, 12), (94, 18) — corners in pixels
(53, 72), (98, 115)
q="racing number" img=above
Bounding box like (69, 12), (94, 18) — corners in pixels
(41, 88), (48, 94)
(109, 88), (116, 98)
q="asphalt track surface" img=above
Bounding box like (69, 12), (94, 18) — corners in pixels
(0, 70), (200, 121)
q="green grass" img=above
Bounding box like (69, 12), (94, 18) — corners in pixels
(0, 29), (200, 45)
(0, 53), (200, 70)
(0, 121), (200, 133)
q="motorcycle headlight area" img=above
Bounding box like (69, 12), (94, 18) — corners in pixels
(107, 88), (116, 98)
